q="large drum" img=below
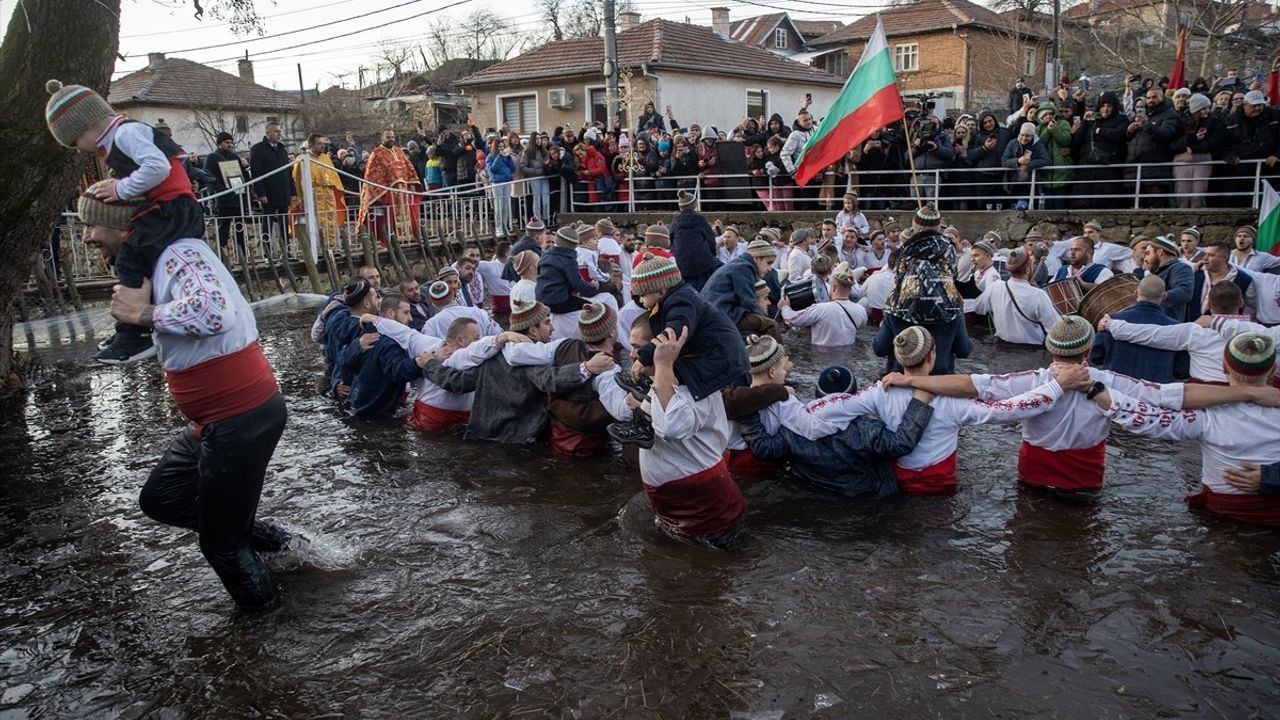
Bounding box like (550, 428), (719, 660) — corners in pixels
(1077, 274), (1139, 327)
(785, 280), (817, 311)
(1045, 276), (1084, 315)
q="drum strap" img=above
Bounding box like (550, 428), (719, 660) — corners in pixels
(836, 301), (861, 328)
(1004, 281), (1047, 338)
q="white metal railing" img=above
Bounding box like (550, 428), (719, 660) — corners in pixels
(34, 154), (1271, 292)
(564, 158), (1273, 213)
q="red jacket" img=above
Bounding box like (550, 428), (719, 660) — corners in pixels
(577, 147), (607, 181)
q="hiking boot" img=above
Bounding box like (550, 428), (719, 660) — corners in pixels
(614, 371), (652, 402)
(608, 415), (654, 449)
(95, 330), (157, 365)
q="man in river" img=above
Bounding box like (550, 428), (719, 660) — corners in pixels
(80, 181), (292, 611)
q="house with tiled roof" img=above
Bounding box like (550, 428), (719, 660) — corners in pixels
(455, 18), (843, 137)
(108, 53), (300, 155)
(723, 9), (851, 73)
(808, 0), (1052, 112)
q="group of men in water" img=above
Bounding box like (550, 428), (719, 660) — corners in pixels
(49, 76), (1280, 610)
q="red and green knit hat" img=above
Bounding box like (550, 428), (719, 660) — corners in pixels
(1223, 331), (1275, 382)
(45, 79), (115, 147)
(510, 300), (550, 332)
(427, 281), (455, 306)
(578, 302), (616, 343)
(910, 203), (942, 235)
(1045, 315), (1094, 356)
(631, 253), (682, 296)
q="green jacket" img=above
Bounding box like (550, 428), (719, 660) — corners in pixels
(1036, 119), (1073, 187)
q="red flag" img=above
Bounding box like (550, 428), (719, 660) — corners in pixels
(1168, 27), (1188, 91)
(1268, 64), (1279, 106)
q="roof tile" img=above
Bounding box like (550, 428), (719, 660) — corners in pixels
(108, 57), (299, 112)
(457, 19), (842, 87)
(811, 0), (1049, 45)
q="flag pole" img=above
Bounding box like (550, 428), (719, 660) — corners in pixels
(899, 116), (923, 209)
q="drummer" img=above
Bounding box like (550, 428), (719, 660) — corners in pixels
(1051, 236), (1114, 292)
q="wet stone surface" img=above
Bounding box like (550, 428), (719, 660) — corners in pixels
(2, 298), (1279, 719)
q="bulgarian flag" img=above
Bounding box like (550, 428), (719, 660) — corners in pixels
(794, 17), (904, 187)
(1261, 182), (1280, 255)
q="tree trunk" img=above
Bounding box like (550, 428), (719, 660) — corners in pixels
(0, 0), (122, 396)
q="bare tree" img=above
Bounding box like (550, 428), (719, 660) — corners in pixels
(0, 0), (261, 397)
(376, 40), (416, 79)
(537, 0), (568, 42)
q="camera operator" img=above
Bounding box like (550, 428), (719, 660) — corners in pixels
(911, 114), (954, 204)
(859, 126), (907, 210)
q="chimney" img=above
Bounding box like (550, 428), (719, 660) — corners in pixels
(711, 7), (730, 37)
(238, 53), (255, 85)
(618, 10), (641, 32)
(147, 52), (165, 70)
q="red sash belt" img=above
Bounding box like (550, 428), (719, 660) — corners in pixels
(1186, 485), (1280, 526)
(490, 295), (511, 316)
(165, 341), (278, 437)
(407, 401), (470, 432)
(724, 448), (778, 479)
(549, 419), (609, 458)
(644, 459), (745, 538)
(1017, 439), (1107, 491)
(894, 452), (958, 495)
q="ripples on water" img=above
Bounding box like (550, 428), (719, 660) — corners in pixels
(1, 297), (1278, 719)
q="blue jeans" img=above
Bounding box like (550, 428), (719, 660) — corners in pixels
(492, 182), (512, 234)
(528, 177), (550, 222)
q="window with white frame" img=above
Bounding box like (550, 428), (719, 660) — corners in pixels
(775, 28), (788, 49)
(747, 89), (768, 119)
(589, 87), (608, 125)
(1023, 47), (1036, 77)
(500, 94), (537, 134)
(892, 43), (918, 72)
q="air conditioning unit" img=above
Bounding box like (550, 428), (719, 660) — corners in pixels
(548, 89), (573, 108)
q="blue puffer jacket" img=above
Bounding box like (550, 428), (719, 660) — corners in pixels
(339, 334), (422, 418)
(486, 152), (517, 184)
(872, 313), (972, 375)
(699, 254), (760, 323)
(738, 398), (933, 498)
(1090, 300), (1179, 383)
(1154, 258), (1195, 321)
(535, 245), (598, 314)
(636, 282), (749, 401)
(323, 310), (363, 392)
(669, 210), (721, 280)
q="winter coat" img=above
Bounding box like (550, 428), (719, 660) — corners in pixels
(636, 111), (667, 133)
(577, 146), (608, 181)
(967, 111), (1014, 173)
(911, 132), (955, 170)
(699, 254), (761, 323)
(203, 148), (250, 211)
(536, 245), (598, 314)
(520, 147), (548, 178)
(1170, 112), (1228, 158)
(739, 398), (934, 498)
(248, 137), (294, 207)
(764, 113), (790, 140)
(1000, 137), (1051, 176)
(501, 233), (543, 282)
(1074, 93), (1130, 165)
(1224, 104), (1280, 160)
(781, 124), (812, 175)
(635, 282), (750, 401)
(339, 335), (422, 418)
(423, 354), (591, 444)
(1036, 119), (1074, 187)
(669, 210), (721, 279)
(1089, 300), (1179, 383)
(1153, 257), (1195, 321)
(1125, 98), (1181, 173)
(486, 152), (517, 184)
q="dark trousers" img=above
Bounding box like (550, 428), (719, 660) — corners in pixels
(214, 205), (246, 252)
(138, 393), (288, 609)
(259, 206), (290, 258)
(113, 196), (205, 334)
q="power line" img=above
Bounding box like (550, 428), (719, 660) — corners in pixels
(139, 0), (439, 55)
(119, 0), (368, 38)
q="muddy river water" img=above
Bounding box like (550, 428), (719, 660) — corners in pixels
(2, 297), (1278, 719)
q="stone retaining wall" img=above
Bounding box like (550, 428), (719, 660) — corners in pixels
(558, 210), (1256, 246)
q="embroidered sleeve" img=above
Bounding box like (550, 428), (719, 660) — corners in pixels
(952, 379), (1062, 426)
(1108, 319), (1194, 351)
(1102, 390), (1204, 442)
(151, 246), (237, 337)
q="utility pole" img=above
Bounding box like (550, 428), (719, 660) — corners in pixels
(602, 0), (620, 128)
(297, 63), (306, 104)
(1051, 0), (1061, 90)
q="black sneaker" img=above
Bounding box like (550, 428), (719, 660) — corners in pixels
(608, 417), (655, 449)
(96, 331), (157, 365)
(614, 371), (652, 402)
(95, 332), (117, 351)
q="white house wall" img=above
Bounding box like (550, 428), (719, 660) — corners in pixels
(119, 105), (301, 157)
(652, 71), (839, 134)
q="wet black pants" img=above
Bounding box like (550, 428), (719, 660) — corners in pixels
(139, 393), (288, 609)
